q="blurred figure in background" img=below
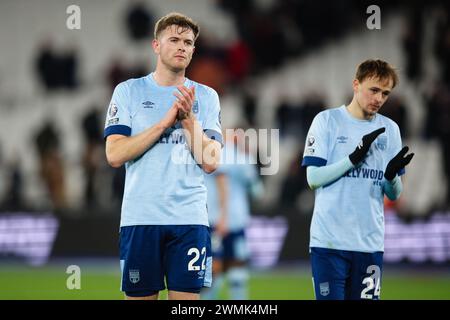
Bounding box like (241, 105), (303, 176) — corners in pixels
(59, 43), (80, 90)
(34, 39), (80, 92)
(276, 94), (325, 141)
(424, 84), (450, 209)
(203, 128), (264, 300)
(378, 96), (408, 139)
(81, 108), (104, 209)
(1, 155), (23, 210)
(106, 56), (149, 95)
(242, 92), (257, 127)
(279, 152), (309, 211)
(402, 6), (423, 85)
(35, 38), (59, 92)
(125, 0), (154, 41)
(34, 122), (67, 211)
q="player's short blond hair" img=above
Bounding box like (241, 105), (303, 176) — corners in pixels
(154, 12), (199, 41)
(356, 59), (399, 88)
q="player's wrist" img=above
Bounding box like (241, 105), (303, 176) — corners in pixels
(384, 166), (397, 181)
(180, 112), (196, 124)
(349, 151), (363, 165)
(158, 119), (172, 130)
(386, 174), (400, 184)
(346, 156), (356, 168)
(177, 109), (191, 121)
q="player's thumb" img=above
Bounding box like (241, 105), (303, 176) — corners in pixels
(403, 152), (414, 166)
(367, 127), (385, 142)
(397, 146), (409, 158)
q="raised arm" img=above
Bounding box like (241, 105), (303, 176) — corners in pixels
(175, 85), (221, 174)
(307, 157), (355, 190)
(306, 127), (385, 190)
(105, 102), (179, 168)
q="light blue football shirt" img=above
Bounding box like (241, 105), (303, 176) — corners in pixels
(301, 105), (404, 252)
(205, 143), (259, 231)
(104, 73), (222, 227)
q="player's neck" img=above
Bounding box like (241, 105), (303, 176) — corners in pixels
(346, 100), (374, 121)
(153, 66), (186, 87)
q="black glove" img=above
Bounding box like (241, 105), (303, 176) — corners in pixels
(349, 127), (386, 165)
(384, 146), (414, 181)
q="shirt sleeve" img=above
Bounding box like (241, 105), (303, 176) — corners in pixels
(306, 157), (354, 189)
(104, 82), (132, 139)
(301, 112), (329, 167)
(202, 88), (223, 146)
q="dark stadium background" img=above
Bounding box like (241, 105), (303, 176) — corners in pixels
(0, 0), (449, 299)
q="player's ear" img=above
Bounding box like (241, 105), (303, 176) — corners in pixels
(352, 79), (360, 93)
(152, 38), (160, 54)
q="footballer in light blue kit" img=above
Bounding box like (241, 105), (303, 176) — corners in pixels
(301, 60), (414, 300)
(104, 13), (222, 300)
(203, 130), (263, 300)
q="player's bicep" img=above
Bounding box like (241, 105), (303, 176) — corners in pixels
(104, 83), (132, 139)
(105, 134), (128, 162)
(106, 134), (128, 146)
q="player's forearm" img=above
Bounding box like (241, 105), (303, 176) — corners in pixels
(106, 123), (167, 168)
(306, 157), (354, 190)
(383, 175), (403, 200)
(181, 117), (220, 173)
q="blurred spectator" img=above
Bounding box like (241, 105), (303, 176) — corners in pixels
(279, 154), (308, 210)
(34, 40), (80, 91)
(218, 0), (356, 76)
(34, 122), (67, 211)
(59, 44), (79, 90)
(106, 56), (129, 93)
(246, 12), (286, 73)
(125, 0), (154, 41)
(226, 39), (252, 83)
(299, 94), (325, 140)
(188, 35), (229, 94)
(112, 166), (126, 209)
(2, 157), (23, 210)
(242, 93), (257, 127)
(188, 57), (228, 95)
(81, 108), (103, 209)
(424, 85), (450, 208)
(106, 57), (148, 93)
(276, 94), (324, 141)
(379, 96), (409, 138)
(402, 6), (423, 84)
(35, 39), (60, 91)
(434, 3), (450, 85)
(276, 99), (301, 138)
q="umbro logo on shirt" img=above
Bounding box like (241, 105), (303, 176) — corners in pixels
(337, 136), (348, 144)
(142, 101), (155, 108)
